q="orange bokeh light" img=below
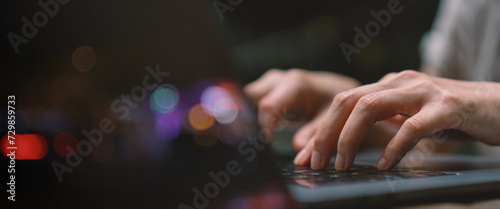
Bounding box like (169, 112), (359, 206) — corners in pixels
(188, 104), (215, 131)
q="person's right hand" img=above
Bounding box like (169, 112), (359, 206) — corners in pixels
(244, 69), (360, 151)
(293, 70), (500, 171)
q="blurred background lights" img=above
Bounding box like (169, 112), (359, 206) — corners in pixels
(1, 134), (48, 160)
(217, 82), (246, 109)
(72, 46), (97, 72)
(188, 104), (215, 131)
(53, 132), (78, 157)
(154, 108), (182, 141)
(150, 84), (179, 114)
(200, 86), (238, 124)
(213, 97), (238, 124)
(200, 86), (231, 115)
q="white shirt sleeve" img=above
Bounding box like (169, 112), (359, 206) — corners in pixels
(420, 0), (500, 82)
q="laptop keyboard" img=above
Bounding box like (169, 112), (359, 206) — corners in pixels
(281, 163), (459, 187)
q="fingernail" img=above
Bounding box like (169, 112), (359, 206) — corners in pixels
(378, 157), (388, 170)
(311, 151), (322, 170)
(294, 149), (307, 165)
(335, 154), (345, 170)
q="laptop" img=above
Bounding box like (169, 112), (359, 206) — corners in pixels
(2, 0), (500, 208)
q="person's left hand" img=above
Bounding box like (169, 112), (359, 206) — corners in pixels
(294, 70), (500, 171)
(244, 69), (360, 151)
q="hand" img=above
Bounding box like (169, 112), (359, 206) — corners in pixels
(244, 69), (360, 151)
(294, 70), (500, 171)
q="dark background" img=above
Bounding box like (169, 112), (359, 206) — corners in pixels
(1, 0), (440, 89)
(218, 0), (440, 84)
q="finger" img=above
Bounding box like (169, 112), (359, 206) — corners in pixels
(258, 71), (310, 138)
(292, 109), (327, 152)
(244, 69), (284, 104)
(335, 88), (427, 170)
(310, 83), (386, 170)
(377, 104), (457, 171)
(294, 134), (315, 166)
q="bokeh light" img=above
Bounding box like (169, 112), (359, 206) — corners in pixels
(53, 132), (78, 157)
(200, 86), (231, 115)
(72, 46), (97, 72)
(200, 86), (238, 124)
(155, 108), (182, 141)
(217, 82), (246, 109)
(150, 84), (179, 114)
(188, 104), (215, 131)
(1, 133), (48, 160)
(214, 97), (238, 124)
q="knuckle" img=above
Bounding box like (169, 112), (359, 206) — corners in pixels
(410, 80), (439, 94)
(263, 69), (284, 80)
(286, 69), (308, 81)
(332, 90), (356, 107)
(422, 80), (439, 90)
(407, 78), (441, 96)
(414, 79), (433, 87)
(403, 115), (426, 133)
(380, 72), (397, 82)
(357, 94), (380, 110)
(397, 70), (422, 79)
